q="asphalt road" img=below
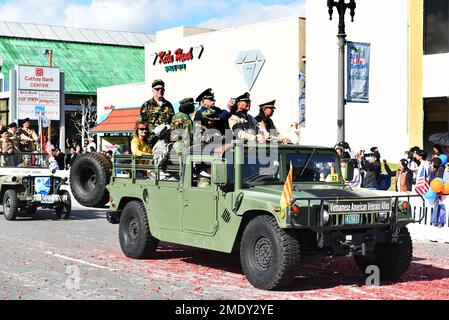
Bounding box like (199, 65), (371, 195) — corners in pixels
(0, 204), (449, 300)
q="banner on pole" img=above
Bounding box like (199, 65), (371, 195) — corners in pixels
(347, 42), (370, 103)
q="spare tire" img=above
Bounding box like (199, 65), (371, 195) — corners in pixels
(70, 153), (111, 208)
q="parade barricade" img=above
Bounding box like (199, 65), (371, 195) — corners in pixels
(370, 190), (449, 243)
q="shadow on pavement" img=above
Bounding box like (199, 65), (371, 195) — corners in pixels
(4, 208), (107, 221)
(153, 244), (449, 292)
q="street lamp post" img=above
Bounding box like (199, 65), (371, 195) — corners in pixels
(327, 0), (356, 143)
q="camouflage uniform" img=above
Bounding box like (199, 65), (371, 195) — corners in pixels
(171, 112), (193, 134)
(138, 98), (174, 145)
(1, 138), (16, 167)
(18, 127), (38, 152)
(8, 129), (21, 152)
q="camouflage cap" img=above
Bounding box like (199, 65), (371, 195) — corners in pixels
(179, 97), (195, 109)
(202, 109), (221, 121)
(196, 88), (215, 102)
(235, 92), (251, 103)
(152, 79), (165, 88)
(259, 100), (276, 110)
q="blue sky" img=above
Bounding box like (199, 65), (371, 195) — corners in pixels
(0, 0), (305, 33)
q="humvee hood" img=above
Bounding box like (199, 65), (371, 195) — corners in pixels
(245, 185), (365, 202)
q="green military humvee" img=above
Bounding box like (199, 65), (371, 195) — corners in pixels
(0, 156), (71, 221)
(70, 142), (424, 290)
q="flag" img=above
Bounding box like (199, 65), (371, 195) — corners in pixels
(280, 162), (293, 209)
(415, 165), (429, 196)
(38, 113), (46, 153)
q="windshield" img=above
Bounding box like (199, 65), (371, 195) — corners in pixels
(241, 150), (341, 186)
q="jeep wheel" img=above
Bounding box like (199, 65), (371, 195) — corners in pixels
(3, 190), (19, 221)
(354, 227), (413, 282)
(119, 201), (159, 259)
(70, 153), (111, 208)
(55, 190), (72, 220)
(240, 215), (300, 290)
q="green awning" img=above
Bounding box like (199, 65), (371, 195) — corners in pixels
(0, 37), (145, 94)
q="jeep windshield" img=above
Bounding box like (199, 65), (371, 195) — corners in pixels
(242, 149), (341, 186)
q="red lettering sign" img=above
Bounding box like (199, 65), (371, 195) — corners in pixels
(174, 48), (193, 62)
(35, 68), (44, 77)
(155, 47), (199, 66)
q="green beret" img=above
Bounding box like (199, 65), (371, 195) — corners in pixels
(0, 127), (8, 134)
(152, 79), (165, 88)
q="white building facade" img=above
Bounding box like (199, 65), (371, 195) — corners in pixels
(97, 17), (306, 138)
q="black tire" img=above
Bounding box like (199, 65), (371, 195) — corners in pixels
(119, 201), (159, 259)
(354, 227), (413, 282)
(240, 215), (300, 290)
(3, 189), (19, 221)
(70, 153), (111, 208)
(55, 190), (72, 220)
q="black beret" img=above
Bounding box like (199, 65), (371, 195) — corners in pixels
(259, 100), (276, 110)
(196, 88), (215, 103)
(152, 79), (165, 88)
(8, 122), (17, 128)
(235, 92), (251, 103)
(23, 118), (31, 123)
(0, 127), (8, 134)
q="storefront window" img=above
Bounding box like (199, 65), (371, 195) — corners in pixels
(424, 0), (449, 55)
(0, 99), (9, 127)
(424, 97), (449, 154)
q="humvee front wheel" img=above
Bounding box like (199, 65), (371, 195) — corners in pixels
(119, 201), (159, 259)
(55, 190), (72, 220)
(240, 215), (300, 290)
(3, 190), (19, 221)
(354, 227), (413, 281)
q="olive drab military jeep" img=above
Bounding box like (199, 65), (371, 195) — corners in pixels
(0, 153), (71, 221)
(70, 142), (425, 290)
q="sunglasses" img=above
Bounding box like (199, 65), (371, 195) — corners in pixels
(153, 87), (165, 92)
(139, 128), (149, 132)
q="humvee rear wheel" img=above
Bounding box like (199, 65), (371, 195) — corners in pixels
(119, 201), (159, 259)
(3, 190), (19, 221)
(240, 215), (300, 290)
(55, 190), (72, 220)
(70, 153), (111, 208)
(354, 227), (413, 281)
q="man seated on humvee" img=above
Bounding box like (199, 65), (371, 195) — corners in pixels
(18, 155), (32, 167)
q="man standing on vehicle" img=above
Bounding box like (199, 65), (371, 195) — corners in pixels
(18, 118), (38, 152)
(193, 88), (232, 136)
(229, 92), (265, 143)
(138, 79), (174, 147)
(256, 100), (291, 144)
(1, 128), (15, 166)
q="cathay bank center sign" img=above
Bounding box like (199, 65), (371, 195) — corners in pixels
(16, 65), (61, 121)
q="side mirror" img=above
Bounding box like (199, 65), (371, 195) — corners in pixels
(212, 159), (228, 186)
(343, 159), (355, 182)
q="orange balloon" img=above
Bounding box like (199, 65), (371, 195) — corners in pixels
(431, 179), (444, 193)
(443, 183), (449, 195)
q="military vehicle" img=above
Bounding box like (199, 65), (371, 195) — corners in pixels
(70, 142), (424, 290)
(0, 155), (71, 221)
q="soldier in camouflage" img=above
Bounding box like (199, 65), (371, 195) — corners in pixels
(1, 127), (16, 167)
(138, 79), (174, 146)
(171, 97), (195, 156)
